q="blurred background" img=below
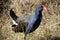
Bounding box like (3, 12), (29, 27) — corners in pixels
(0, 0), (60, 40)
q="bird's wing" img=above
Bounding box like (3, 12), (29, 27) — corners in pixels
(25, 14), (37, 34)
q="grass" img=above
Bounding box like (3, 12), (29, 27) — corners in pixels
(0, 0), (60, 40)
(0, 26), (2, 40)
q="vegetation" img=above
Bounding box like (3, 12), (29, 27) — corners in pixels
(0, 0), (60, 40)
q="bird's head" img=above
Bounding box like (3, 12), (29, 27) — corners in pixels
(37, 5), (47, 12)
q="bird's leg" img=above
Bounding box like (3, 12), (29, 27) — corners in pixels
(24, 33), (27, 40)
(24, 34), (26, 40)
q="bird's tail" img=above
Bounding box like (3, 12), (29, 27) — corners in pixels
(10, 9), (18, 21)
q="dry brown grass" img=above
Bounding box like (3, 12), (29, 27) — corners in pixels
(0, 0), (60, 40)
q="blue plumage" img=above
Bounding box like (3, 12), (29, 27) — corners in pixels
(10, 5), (43, 35)
(25, 5), (43, 35)
(10, 5), (46, 40)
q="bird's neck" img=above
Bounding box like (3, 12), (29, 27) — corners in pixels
(35, 10), (42, 17)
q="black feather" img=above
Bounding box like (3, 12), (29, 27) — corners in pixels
(10, 9), (18, 21)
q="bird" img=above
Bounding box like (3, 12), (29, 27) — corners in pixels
(24, 5), (47, 39)
(10, 5), (47, 39)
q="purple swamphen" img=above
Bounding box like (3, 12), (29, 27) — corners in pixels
(10, 5), (47, 39)
(25, 5), (47, 37)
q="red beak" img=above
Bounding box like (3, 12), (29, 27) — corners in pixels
(42, 5), (47, 11)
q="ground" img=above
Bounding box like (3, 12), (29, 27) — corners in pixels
(0, 0), (60, 40)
